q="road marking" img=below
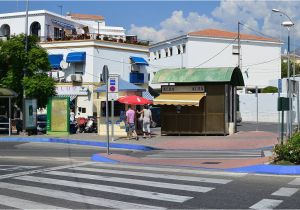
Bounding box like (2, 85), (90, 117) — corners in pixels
(72, 166), (232, 184)
(45, 171), (214, 193)
(93, 162), (246, 177)
(0, 182), (164, 210)
(15, 175), (193, 203)
(0, 162), (94, 180)
(271, 187), (299, 197)
(0, 166), (40, 171)
(0, 194), (70, 209)
(289, 178), (300, 185)
(250, 199), (283, 210)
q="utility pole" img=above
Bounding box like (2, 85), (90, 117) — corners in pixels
(238, 21), (241, 67)
(58, 5), (63, 16)
(23, 0), (29, 133)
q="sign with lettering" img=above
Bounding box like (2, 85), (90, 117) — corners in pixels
(56, 86), (88, 95)
(162, 85), (205, 93)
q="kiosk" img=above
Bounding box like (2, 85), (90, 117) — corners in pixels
(152, 67), (244, 135)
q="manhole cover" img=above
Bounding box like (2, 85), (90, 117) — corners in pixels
(202, 162), (221, 164)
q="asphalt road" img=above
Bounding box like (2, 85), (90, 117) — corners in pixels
(0, 141), (299, 209)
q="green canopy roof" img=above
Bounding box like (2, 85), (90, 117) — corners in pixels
(0, 88), (18, 97)
(152, 67), (244, 86)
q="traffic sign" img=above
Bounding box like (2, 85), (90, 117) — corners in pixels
(108, 75), (119, 93)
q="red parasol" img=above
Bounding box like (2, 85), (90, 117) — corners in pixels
(118, 95), (152, 105)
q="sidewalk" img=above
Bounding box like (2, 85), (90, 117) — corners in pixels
(1, 129), (300, 175)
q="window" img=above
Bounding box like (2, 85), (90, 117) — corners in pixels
(101, 101), (125, 117)
(165, 48), (169, 57)
(54, 27), (61, 39)
(158, 51), (161, 59)
(169, 47), (173, 56)
(182, 44), (186, 53)
(232, 45), (240, 55)
(177, 45), (181, 54)
(75, 63), (84, 75)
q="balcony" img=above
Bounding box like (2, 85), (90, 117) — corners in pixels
(41, 33), (150, 46)
(130, 72), (144, 84)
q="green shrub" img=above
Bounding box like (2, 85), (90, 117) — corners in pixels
(262, 86), (278, 93)
(273, 133), (300, 164)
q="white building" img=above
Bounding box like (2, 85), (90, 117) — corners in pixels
(149, 29), (282, 91)
(0, 10), (150, 120)
(0, 10), (125, 42)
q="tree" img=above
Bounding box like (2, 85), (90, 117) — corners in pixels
(0, 34), (56, 108)
(281, 59), (300, 78)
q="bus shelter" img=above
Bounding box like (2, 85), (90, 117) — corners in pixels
(0, 88), (18, 136)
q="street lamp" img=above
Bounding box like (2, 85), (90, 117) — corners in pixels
(272, 9), (294, 138)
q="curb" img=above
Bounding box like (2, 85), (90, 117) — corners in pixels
(0, 137), (156, 151)
(91, 154), (119, 163)
(226, 164), (300, 175)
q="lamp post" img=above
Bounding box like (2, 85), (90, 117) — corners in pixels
(272, 9), (294, 138)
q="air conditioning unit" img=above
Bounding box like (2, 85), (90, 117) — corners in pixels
(70, 74), (82, 82)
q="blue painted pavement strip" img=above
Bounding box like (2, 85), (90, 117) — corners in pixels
(0, 137), (156, 151)
(227, 164), (300, 175)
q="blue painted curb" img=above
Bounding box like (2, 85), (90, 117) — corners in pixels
(226, 164), (300, 175)
(0, 137), (156, 151)
(91, 154), (119, 163)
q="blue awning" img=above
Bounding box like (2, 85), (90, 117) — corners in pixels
(95, 79), (145, 92)
(52, 19), (75, 30)
(48, 54), (63, 69)
(130, 56), (149, 66)
(66, 52), (86, 63)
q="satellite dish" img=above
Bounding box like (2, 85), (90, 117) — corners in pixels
(60, 60), (69, 70)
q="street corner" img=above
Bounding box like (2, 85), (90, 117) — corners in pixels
(91, 153), (119, 163)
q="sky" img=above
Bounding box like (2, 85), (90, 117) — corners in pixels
(0, 0), (299, 50)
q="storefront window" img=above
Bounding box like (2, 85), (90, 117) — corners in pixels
(101, 101), (125, 117)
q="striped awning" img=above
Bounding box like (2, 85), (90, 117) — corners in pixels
(142, 91), (154, 100)
(154, 93), (205, 106)
(56, 95), (77, 101)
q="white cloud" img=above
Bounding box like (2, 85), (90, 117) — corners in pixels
(129, 0), (300, 46)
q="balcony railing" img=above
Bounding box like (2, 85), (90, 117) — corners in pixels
(42, 33), (150, 46)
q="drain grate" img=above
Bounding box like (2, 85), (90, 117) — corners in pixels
(202, 162), (221, 164)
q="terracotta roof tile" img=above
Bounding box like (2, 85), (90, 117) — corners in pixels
(188, 29), (277, 42)
(69, 13), (104, 21)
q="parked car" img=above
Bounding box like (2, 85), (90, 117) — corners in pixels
(37, 114), (47, 134)
(150, 107), (161, 127)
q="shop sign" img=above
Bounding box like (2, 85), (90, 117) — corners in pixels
(24, 98), (37, 129)
(56, 86), (88, 95)
(162, 85), (205, 93)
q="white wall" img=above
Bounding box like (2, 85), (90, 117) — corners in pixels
(149, 35), (281, 89)
(240, 93), (279, 122)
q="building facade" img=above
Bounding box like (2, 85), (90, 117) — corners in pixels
(149, 29), (282, 91)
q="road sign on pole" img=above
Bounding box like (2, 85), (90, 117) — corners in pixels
(108, 75), (119, 101)
(108, 75), (119, 142)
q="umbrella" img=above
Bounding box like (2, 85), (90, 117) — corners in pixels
(118, 95), (152, 105)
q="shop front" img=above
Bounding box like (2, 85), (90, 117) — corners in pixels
(95, 79), (146, 136)
(152, 67), (244, 135)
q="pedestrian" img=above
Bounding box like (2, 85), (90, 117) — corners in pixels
(126, 105), (139, 140)
(138, 104), (152, 138)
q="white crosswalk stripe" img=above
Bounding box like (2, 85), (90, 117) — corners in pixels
(0, 182), (164, 209)
(271, 187), (299, 197)
(250, 199), (283, 210)
(289, 178), (300, 185)
(15, 175), (193, 203)
(93, 162), (246, 177)
(72, 166), (232, 184)
(0, 194), (71, 209)
(45, 170), (214, 192)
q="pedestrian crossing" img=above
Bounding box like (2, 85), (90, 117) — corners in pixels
(0, 162), (234, 209)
